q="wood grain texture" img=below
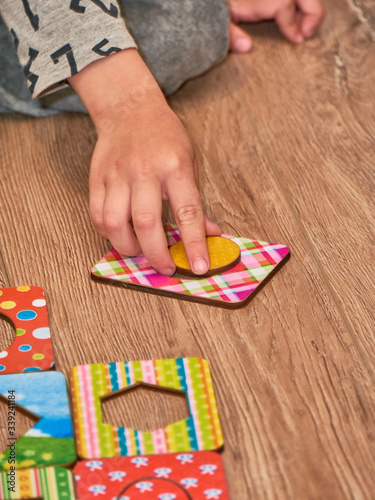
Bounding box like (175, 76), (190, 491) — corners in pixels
(101, 385), (190, 432)
(0, 244), (12, 354)
(0, 0), (374, 497)
(224, 0), (375, 374)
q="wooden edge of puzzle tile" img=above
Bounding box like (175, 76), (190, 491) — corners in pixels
(91, 224), (291, 308)
(91, 250), (290, 309)
(0, 286), (55, 374)
(70, 358), (224, 459)
(0, 372), (77, 470)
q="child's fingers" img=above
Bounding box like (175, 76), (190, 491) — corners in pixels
(131, 179), (175, 276)
(230, 22), (253, 53)
(297, 0), (326, 38)
(205, 217), (222, 236)
(89, 179), (107, 238)
(103, 184), (141, 257)
(167, 177), (210, 276)
(276, 2), (304, 43)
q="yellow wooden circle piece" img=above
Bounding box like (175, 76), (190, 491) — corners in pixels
(169, 236), (241, 277)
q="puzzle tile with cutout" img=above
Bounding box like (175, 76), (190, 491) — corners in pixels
(0, 467), (75, 499)
(74, 452), (229, 499)
(0, 286), (54, 374)
(0, 372), (76, 470)
(71, 358), (223, 458)
(92, 224), (290, 308)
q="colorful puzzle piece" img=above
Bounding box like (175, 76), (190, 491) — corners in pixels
(92, 224), (290, 307)
(0, 372), (76, 470)
(170, 236), (241, 277)
(74, 452), (229, 499)
(0, 286), (54, 374)
(70, 358), (223, 459)
(0, 467), (75, 499)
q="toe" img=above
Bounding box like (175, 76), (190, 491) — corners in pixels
(229, 23), (253, 52)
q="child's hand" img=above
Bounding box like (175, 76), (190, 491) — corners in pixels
(69, 49), (221, 276)
(229, 0), (326, 51)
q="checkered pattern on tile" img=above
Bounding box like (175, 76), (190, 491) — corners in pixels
(92, 224), (289, 305)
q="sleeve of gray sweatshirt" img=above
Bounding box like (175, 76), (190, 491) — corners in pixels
(0, 0), (136, 98)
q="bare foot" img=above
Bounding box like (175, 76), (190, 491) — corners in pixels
(230, 21), (253, 53)
(228, 0), (325, 52)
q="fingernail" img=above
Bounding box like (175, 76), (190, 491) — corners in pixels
(159, 267), (175, 277)
(296, 34), (304, 43)
(192, 257), (209, 275)
(235, 38), (252, 52)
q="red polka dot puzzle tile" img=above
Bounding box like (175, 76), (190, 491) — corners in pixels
(92, 224), (290, 308)
(0, 286), (54, 374)
(74, 452), (229, 499)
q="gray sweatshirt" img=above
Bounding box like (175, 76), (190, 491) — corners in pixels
(0, 0), (230, 116)
(0, 0), (136, 97)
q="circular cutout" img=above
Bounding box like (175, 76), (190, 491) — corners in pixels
(169, 236), (241, 277)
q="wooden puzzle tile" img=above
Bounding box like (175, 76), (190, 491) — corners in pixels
(0, 286), (54, 374)
(92, 224), (290, 308)
(74, 452), (229, 499)
(170, 236), (241, 277)
(70, 358), (224, 459)
(0, 372), (76, 470)
(0, 467), (75, 499)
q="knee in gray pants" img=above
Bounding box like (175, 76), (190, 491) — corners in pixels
(120, 0), (230, 94)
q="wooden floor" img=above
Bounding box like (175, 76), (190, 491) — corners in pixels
(0, 0), (374, 498)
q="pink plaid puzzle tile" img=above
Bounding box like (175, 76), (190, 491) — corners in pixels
(91, 224), (290, 308)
